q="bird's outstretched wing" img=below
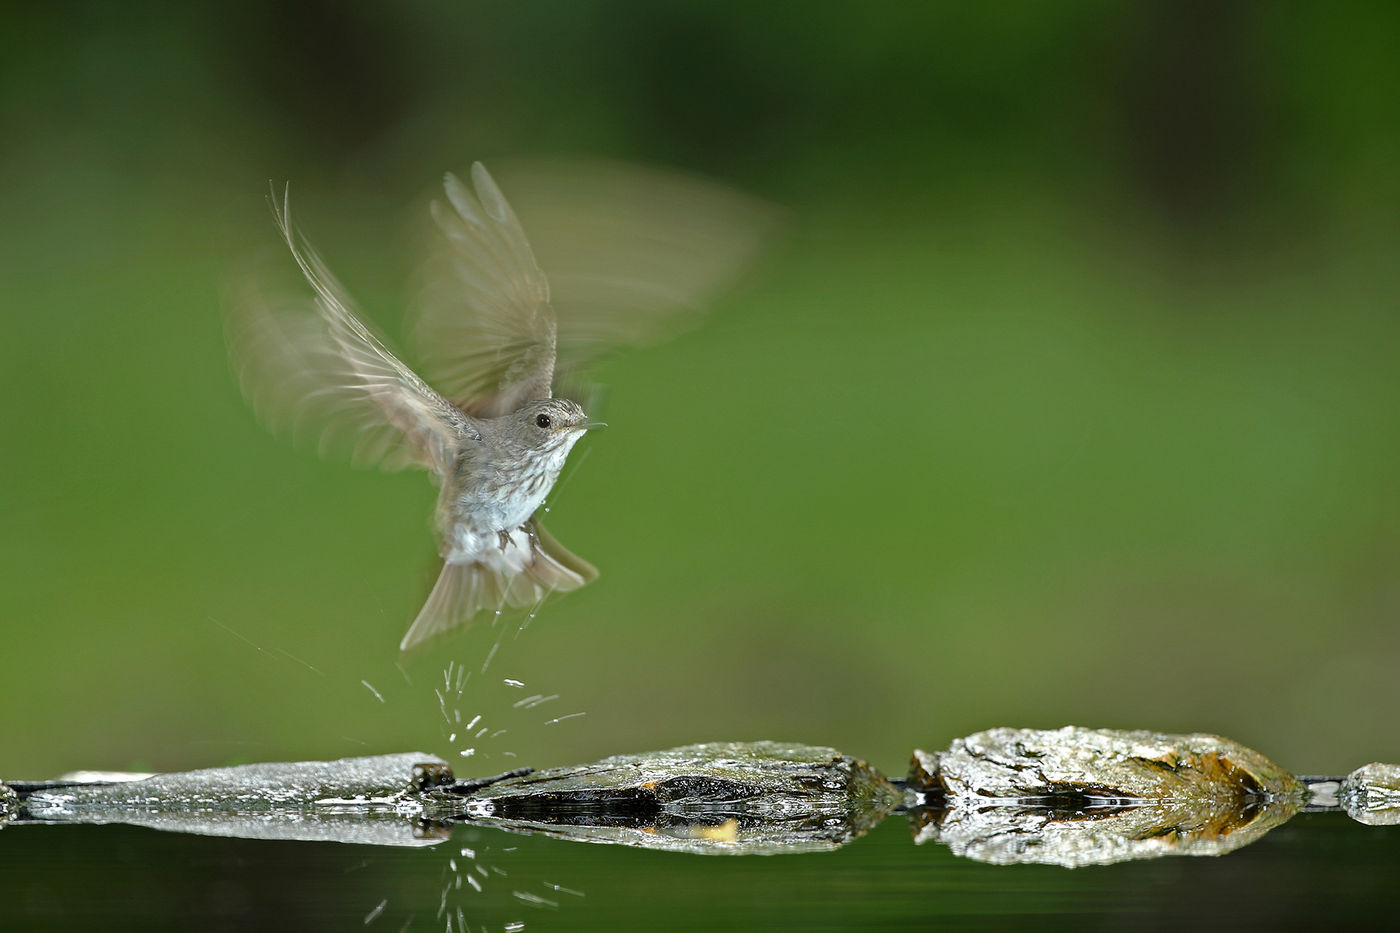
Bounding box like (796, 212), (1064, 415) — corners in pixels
(413, 163), (558, 418)
(226, 187), (471, 475)
(412, 160), (775, 414)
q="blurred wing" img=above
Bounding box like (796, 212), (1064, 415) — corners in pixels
(412, 159), (776, 410)
(226, 188), (470, 475)
(414, 163), (557, 417)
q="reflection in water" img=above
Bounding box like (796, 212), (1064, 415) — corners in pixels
(429, 834), (539, 933)
(416, 825), (586, 933)
(909, 797), (1300, 868)
(5, 729), (1398, 926)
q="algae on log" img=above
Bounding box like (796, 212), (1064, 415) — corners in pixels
(429, 741), (902, 855)
(1340, 762), (1400, 826)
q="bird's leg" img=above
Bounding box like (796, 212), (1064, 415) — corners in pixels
(496, 529), (513, 552)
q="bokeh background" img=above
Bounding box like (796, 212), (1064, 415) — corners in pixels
(3, 1), (1397, 783)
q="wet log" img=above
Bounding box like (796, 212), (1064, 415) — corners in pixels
(427, 741), (903, 855)
(904, 727), (1305, 868)
(1340, 762), (1400, 826)
(10, 752), (447, 847)
(910, 727), (1302, 803)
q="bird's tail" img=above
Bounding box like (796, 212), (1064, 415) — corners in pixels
(399, 521), (597, 653)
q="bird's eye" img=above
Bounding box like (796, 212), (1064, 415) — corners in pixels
(535, 414), (552, 429)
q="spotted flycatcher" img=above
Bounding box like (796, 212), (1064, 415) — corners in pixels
(228, 162), (768, 651)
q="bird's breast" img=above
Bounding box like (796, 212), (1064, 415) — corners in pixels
(437, 446), (573, 558)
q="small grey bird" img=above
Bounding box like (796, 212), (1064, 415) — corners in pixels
(228, 162), (770, 651)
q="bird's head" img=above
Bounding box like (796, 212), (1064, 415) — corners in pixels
(516, 398), (604, 452)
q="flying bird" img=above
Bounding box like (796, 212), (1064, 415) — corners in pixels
(228, 161), (769, 651)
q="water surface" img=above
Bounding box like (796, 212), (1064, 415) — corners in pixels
(4, 808), (1393, 931)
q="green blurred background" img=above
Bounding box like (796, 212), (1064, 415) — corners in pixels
(2, 1), (1397, 782)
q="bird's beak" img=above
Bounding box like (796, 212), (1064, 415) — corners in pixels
(580, 421), (608, 431)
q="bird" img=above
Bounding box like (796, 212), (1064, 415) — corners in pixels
(227, 161), (770, 652)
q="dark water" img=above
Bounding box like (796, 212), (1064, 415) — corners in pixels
(2, 810), (1394, 931)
